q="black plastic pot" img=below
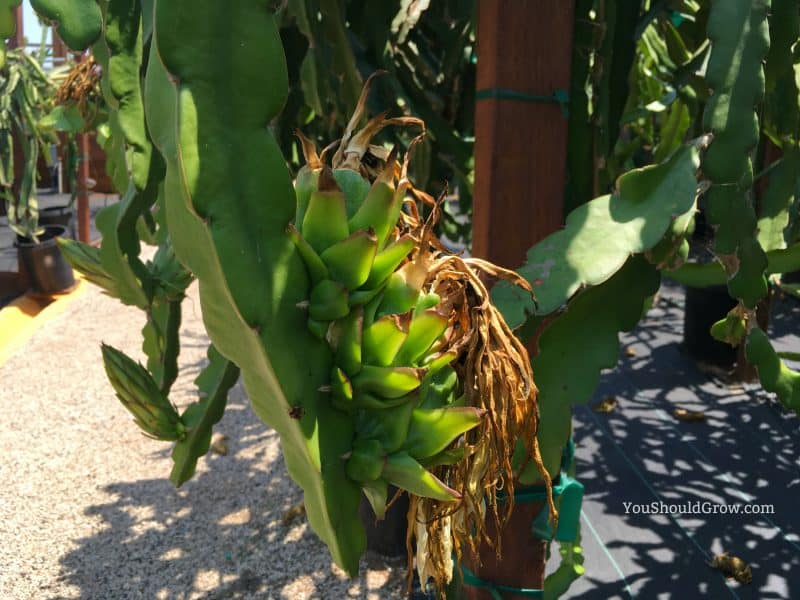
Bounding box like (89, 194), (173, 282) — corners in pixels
(358, 486), (409, 557)
(16, 225), (76, 295)
(37, 205), (73, 230)
(783, 270), (800, 284)
(683, 284), (738, 367)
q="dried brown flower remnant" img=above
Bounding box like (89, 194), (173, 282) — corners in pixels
(54, 54), (102, 125)
(709, 553), (752, 584)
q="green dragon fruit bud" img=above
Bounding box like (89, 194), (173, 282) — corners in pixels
(101, 343), (185, 441)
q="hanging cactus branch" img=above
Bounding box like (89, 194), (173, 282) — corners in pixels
(702, 0), (771, 309)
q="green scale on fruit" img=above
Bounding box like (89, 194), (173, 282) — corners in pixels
(289, 74), (555, 589)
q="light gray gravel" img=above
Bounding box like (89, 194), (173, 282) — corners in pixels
(0, 281), (407, 599)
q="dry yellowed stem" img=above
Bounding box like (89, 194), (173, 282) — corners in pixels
(397, 194), (555, 595)
(55, 55), (102, 125)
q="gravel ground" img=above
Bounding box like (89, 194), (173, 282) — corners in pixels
(0, 281), (407, 599)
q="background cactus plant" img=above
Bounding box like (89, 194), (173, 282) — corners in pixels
(495, 0), (800, 491)
(276, 0), (477, 246)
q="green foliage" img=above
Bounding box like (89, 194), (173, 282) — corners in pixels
(94, 0), (164, 309)
(746, 328), (800, 411)
(0, 49), (56, 240)
(494, 143), (699, 324)
(525, 256), (659, 478)
(593, 0), (642, 195)
(30, 0), (103, 50)
(170, 346), (240, 486)
(36, 0), (237, 508)
(566, 1), (707, 209)
(495, 3), (800, 512)
(603, 1), (709, 191)
(57, 237), (118, 294)
(504, 0), (800, 485)
(0, 1), (21, 66)
(146, 0), (365, 574)
(702, 0), (770, 308)
(763, 0), (800, 145)
(667, 242), (800, 288)
(278, 0), (476, 245)
(565, 0), (596, 213)
(757, 149), (800, 252)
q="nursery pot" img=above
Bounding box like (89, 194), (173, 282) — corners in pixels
(783, 270), (800, 284)
(37, 205), (73, 230)
(683, 284), (737, 367)
(16, 225), (75, 295)
(358, 486), (409, 557)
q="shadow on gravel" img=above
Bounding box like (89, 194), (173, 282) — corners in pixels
(57, 380), (405, 599)
(566, 287), (800, 599)
(56, 289), (799, 599)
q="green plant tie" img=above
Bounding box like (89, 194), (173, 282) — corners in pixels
(460, 564), (544, 599)
(459, 439), (583, 597)
(497, 438), (584, 542)
(669, 10), (685, 28)
(475, 87), (570, 117)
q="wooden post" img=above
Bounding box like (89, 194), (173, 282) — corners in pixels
(78, 132), (91, 242)
(8, 5), (23, 49)
(472, 1), (574, 267)
(468, 2), (575, 599)
(52, 34), (68, 64)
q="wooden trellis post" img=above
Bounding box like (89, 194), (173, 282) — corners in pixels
(473, 2), (574, 266)
(468, 2), (575, 598)
(7, 5), (23, 49)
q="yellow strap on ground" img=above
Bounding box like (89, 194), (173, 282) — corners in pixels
(0, 274), (86, 367)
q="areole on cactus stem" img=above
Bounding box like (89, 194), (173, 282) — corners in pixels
(290, 72), (555, 591)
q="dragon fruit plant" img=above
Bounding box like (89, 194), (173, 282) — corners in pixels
(17, 1), (553, 592)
